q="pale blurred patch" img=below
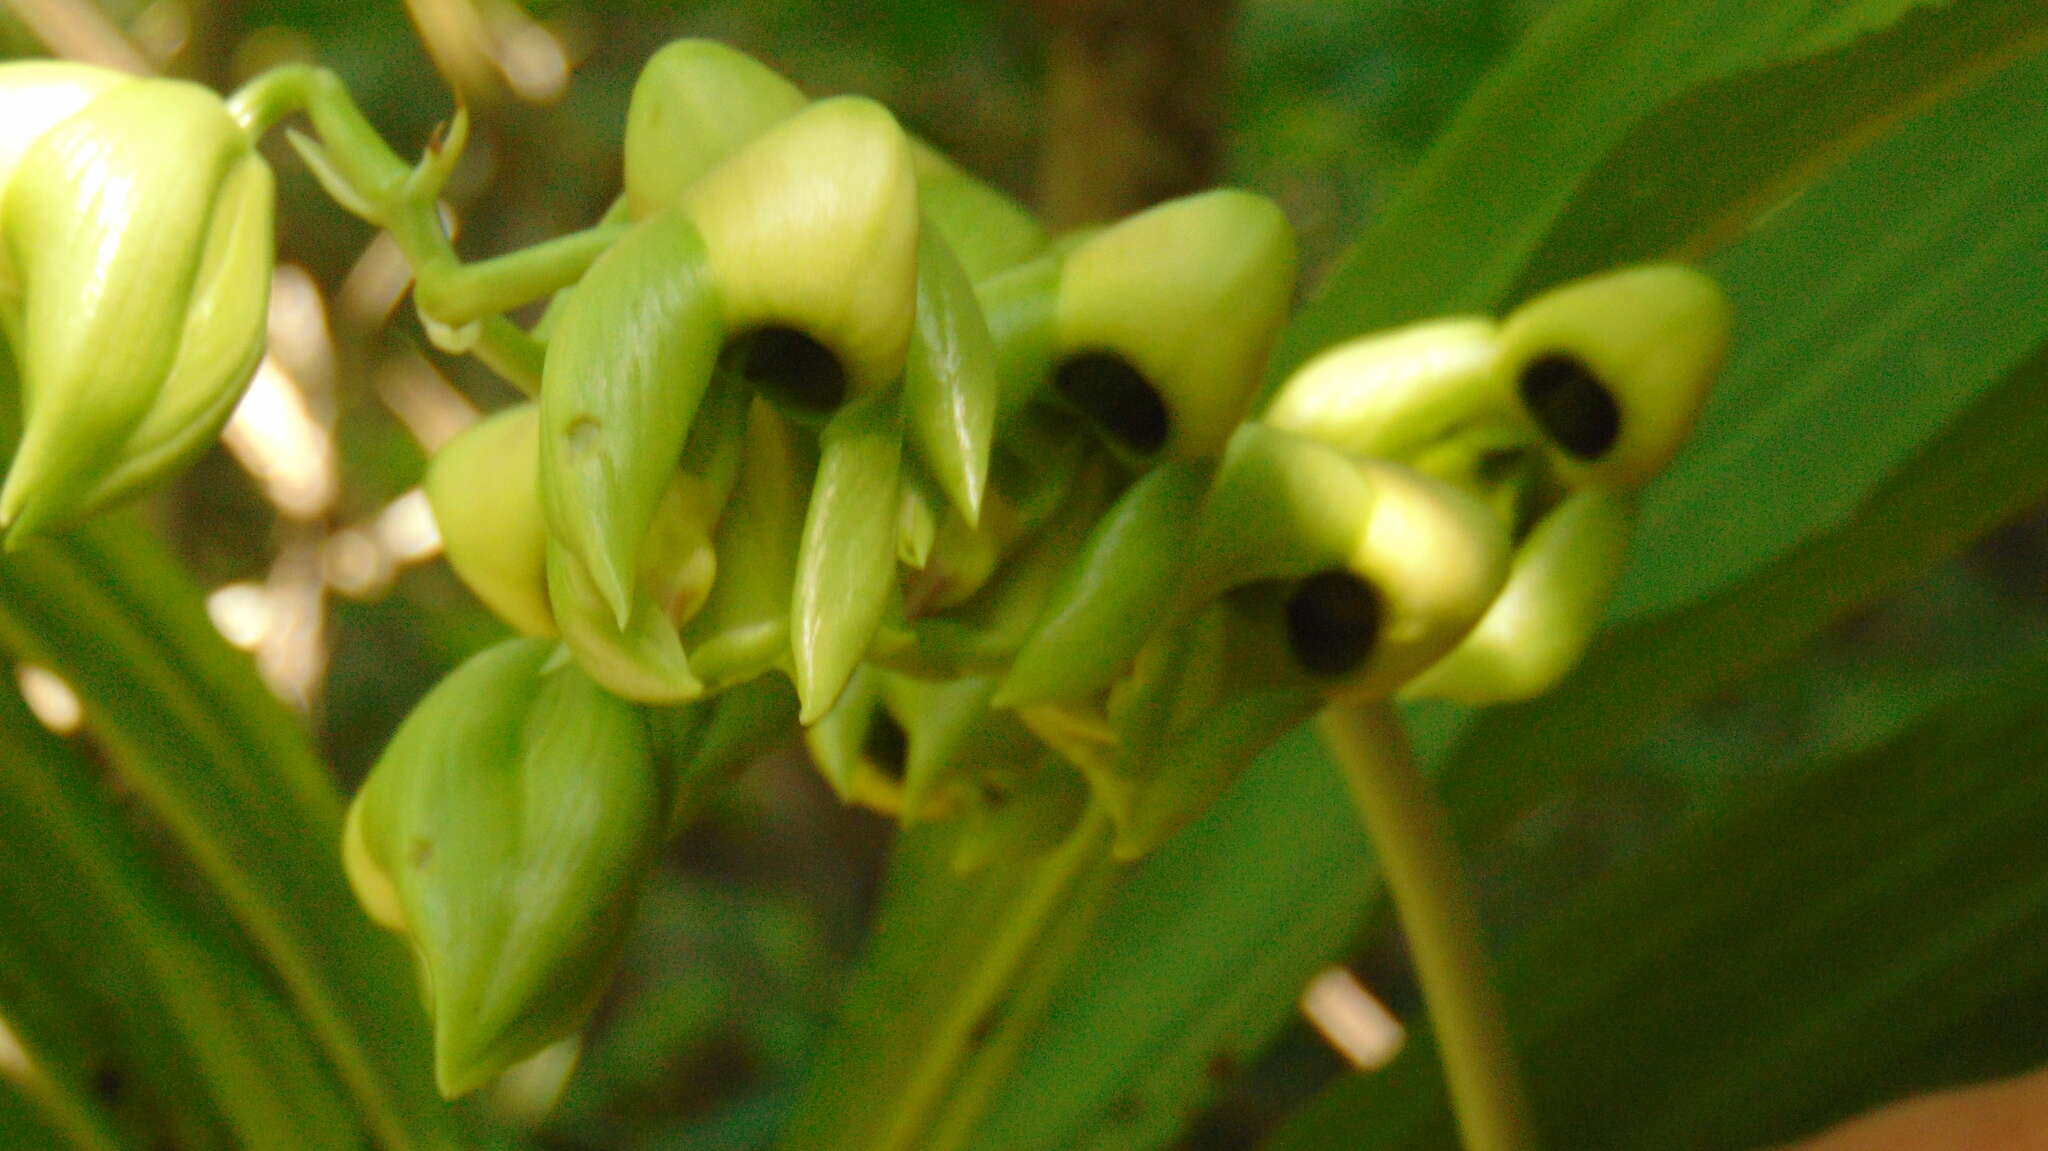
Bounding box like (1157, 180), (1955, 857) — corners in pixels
(1301, 966), (1406, 1071)
(15, 663), (83, 735)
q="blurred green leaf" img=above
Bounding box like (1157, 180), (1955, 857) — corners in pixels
(1267, 0), (2001, 378)
(0, 521), (480, 1151)
(1611, 45), (2048, 620)
(1268, 636), (2048, 1149)
(0, 683), (359, 1148)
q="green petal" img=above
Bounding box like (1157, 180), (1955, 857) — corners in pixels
(791, 387), (906, 721)
(997, 457), (1213, 707)
(538, 207), (723, 625)
(904, 225), (998, 524)
(1404, 488), (1637, 704)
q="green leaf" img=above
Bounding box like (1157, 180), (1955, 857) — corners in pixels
(1267, 0), (2012, 380)
(1267, 638), (2048, 1150)
(1611, 45), (2048, 620)
(0, 520), (478, 1151)
(0, 681), (360, 1148)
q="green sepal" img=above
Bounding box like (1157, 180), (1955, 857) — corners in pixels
(904, 224), (998, 524)
(345, 639), (666, 1098)
(425, 403), (554, 637)
(539, 206), (723, 627)
(546, 539), (703, 704)
(622, 39), (806, 218)
(998, 457), (1213, 707)
(792, 385), (907, 722)
(1404, 488), (1638, 704)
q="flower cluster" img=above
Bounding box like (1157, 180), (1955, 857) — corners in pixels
(0, 42), (1729, 1097)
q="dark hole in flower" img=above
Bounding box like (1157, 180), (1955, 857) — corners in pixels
(1518, 353), (1620, 460)
(740, 325), (847, 415)
(862, 709), (909, 780)
(1053, 351), (1169, 456)
(1285, 569), (1382, 678)
(92, 1064), (125, 1102)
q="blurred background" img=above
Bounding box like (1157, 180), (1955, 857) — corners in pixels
(4, 1), (2045, 1147)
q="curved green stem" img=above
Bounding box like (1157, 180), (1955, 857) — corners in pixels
(1317, 701), (1536, 1151)
(230, 64), (623, 393)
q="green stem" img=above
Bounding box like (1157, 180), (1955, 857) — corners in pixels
(230, 64), (622, 393)
(1317, 701), (1536, 1151)
(873, 803), (1116, 1151)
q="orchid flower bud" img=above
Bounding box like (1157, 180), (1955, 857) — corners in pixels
(1051, 189), (1296, 461)
(0, 66), (274, 541)
(1497, 264), (1732, 489)
(622, 39), (806, 219)
(684, 96), (920, 415)
(1403, 488), (1637, 704)
(425, 404), (553, 637)
(343, 639), (665, 1098)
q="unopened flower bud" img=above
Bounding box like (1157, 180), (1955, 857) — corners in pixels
(343, 639), (665, 1098)
(0, 66), (275, 541)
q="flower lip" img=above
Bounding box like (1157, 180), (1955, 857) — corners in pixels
(1052, 349), (1168, 457)
(1516, 352), (1621, 460)
(1283, 568), (1383, 678)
